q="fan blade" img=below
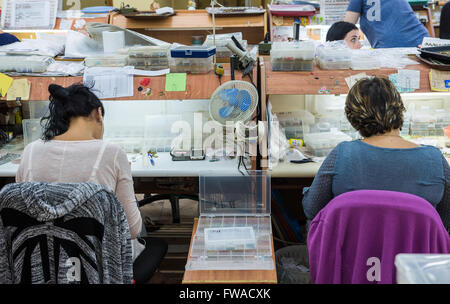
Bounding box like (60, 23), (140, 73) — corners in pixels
(237, 90), (252, 112)
(219, 105), (235, 118)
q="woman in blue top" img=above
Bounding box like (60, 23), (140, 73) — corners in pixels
(302, 76), (449, 229)
(344, 0), (429, 48)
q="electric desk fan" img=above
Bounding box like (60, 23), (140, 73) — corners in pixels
(208, 80), (260, 171)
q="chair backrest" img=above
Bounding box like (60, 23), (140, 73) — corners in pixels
(0, 182), (132, 284)
(307, 190), (450, 284)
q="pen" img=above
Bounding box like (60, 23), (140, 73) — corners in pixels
(148, 153), (155, 166)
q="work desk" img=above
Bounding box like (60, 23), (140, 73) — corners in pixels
(182, 218), (278, 284)
(0, 140), (242, 197)
(4, 66), (249, 102)
(259, 55), (434, 97)
(258, 55), (450, 178)
(0, 150), (241, 178)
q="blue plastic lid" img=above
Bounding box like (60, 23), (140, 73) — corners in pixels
(170, 46), (216, 58)
(81, 6), (115, 13)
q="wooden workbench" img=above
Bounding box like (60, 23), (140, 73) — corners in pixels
(108, 10), (267, 45)
(259, 55), (435, 97)
(182, 218), (278, 284)
(5, 63), (253, 101)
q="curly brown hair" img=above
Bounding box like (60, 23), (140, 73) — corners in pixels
(345, 76), (405, 138)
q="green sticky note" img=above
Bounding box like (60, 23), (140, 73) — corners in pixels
(165, 73), (187, 92)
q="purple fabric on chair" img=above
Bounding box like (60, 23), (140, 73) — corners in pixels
(307, 190), (450, 284)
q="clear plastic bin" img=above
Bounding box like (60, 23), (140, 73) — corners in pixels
(0, 55), (54, 73)
(128, 45), (170, 58)
(143, 114), (182, 152)
(22, 119), (44, 146)
(22, 100), (50, 119)
(317, 47), (351, 70)
(271, 59), (314, 71)
(277, 110), (315, 139)
(350, 55), (381, 70)
(395, 254), (450, 284)
(169, 57), (213, 74)
(410, 110), (438, 136)
(127, 57), (169, 70)
(186, 171), (273, 271)
(84, 55), (128, 67)
(303, 131), (352, 157)
(271, 41), (315, 71)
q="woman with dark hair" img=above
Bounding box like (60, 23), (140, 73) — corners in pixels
(326, 21), (362, 49)
(302, 77), (449, 229)
(16, 84), (142, 239)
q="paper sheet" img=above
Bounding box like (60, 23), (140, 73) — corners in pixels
(83, 67), (133, 99)
(389, 73), (415, 93)
(0, 73), (14, 97)
(345, 72), (368, 89)
(1, 0), (57, 30)
(429, 69), (450, 92)
(397, 69), (420, 90)
(59, 18), (73, 30)
(6, 78), (30, 101)
(165, 73), (186, 92)
(126, 68), (170, 77)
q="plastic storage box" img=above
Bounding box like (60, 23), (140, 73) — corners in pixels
(22, 100), (50, 119)
(303, 130), (352, 156)
(186, 171), (273, 271)
(276, 110), (315, 139)
(170, 46), (216, 74)
(84, 55), (128, 67)
(350, 50), (381, 70)
(271, 41), (315, 71)
(395, 254), (450, 284)
(144, 114), (182, 153)
(317, 47), (351, 70)
(22, 119), (44, 146)
(128, 45), (170, 58)
(127, 57), (169, 70)
(127, 45), (170, 70)
(410, 110), (438, 136)
(0, 55), (54, 73)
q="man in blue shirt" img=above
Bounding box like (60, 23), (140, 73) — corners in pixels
(344, 0), (429, 48)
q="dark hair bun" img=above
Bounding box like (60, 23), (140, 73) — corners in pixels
(48, 84), (70, 101)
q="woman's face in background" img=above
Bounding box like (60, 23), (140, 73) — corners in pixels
(344, 29), (362, 49)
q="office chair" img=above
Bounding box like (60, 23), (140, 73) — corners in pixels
(0, 182), (167, 284)
(139, 194), (199, 224)
(307, 190), (450, 284)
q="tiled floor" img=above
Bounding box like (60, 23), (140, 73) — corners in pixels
(140, 198), (199, 225)
(138, 197), (199, 284)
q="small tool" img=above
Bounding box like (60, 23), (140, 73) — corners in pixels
(290, 158), (314, 164)
(215, 63), (224, 85)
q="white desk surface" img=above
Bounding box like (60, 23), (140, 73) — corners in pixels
(128, 153), (242, 177)
(0, 151), (242, 178)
